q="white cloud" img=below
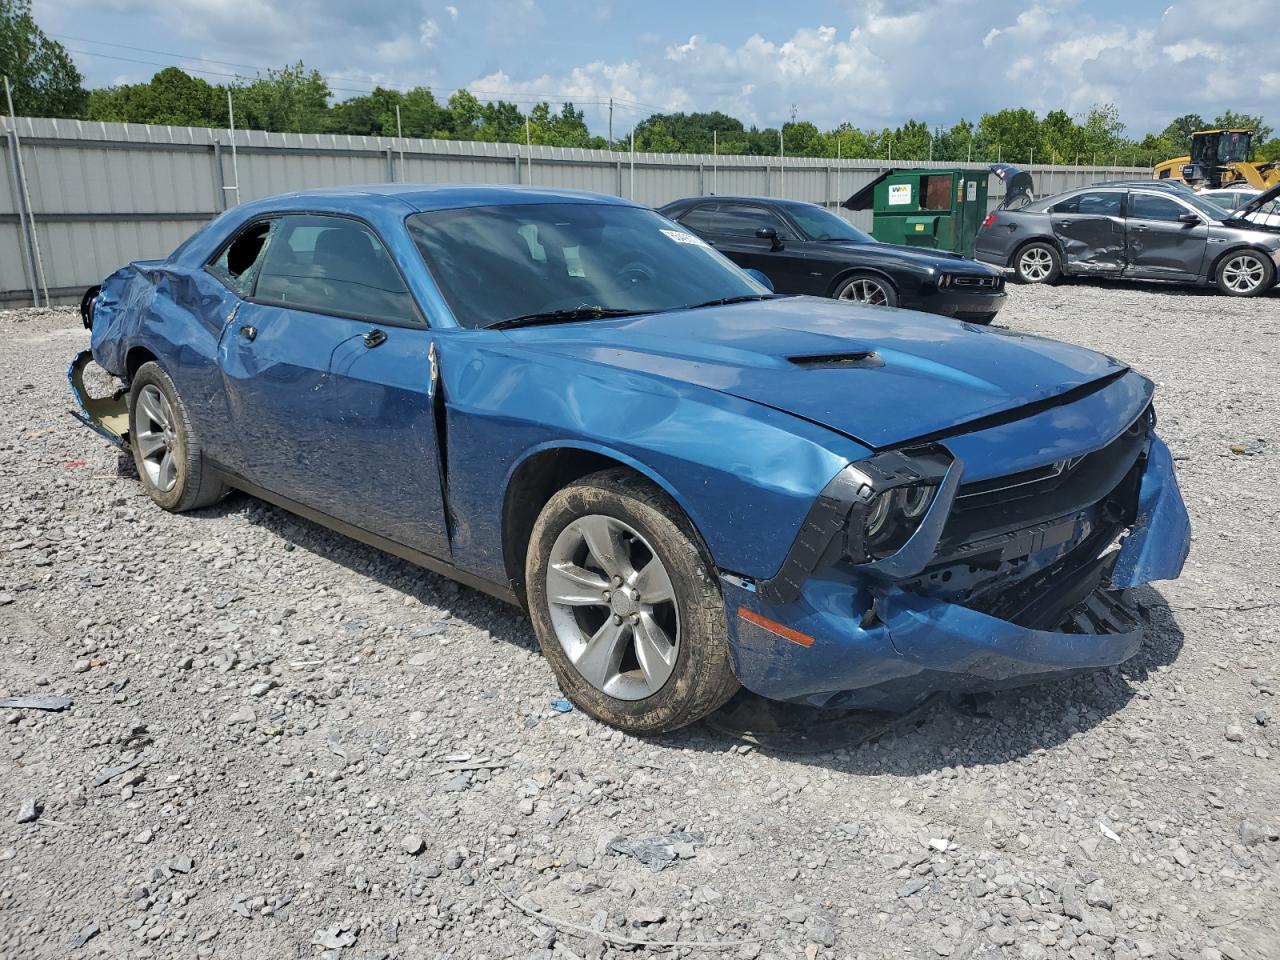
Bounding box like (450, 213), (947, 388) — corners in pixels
(420, 17), (441, 46)
(445, 4), (458, 18)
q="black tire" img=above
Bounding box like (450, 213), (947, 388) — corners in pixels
(128, 362), (225, 512)
(525, 469), (739, 735)
(1214, 249), (1275, 297)
(962, 312), (997, 326)
(1013, 242), (1062, 284)
(833, 272), (899, 307)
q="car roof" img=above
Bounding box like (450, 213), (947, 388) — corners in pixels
(667, 195), (809, 207)
(1089, 180), (1193, 192)
(238, 183), (642, 216)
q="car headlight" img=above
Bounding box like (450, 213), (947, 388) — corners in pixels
(841, 447), (953, 563)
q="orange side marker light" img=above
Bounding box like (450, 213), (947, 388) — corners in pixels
(738, 607), (815, 648)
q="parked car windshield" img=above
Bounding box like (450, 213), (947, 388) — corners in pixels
(407, 203), (764, 329)
(778, 202), (874, 242)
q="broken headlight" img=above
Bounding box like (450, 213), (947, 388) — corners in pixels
(842, 447), (953, 563)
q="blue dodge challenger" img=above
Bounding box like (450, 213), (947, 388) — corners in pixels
(70, 185), (1191, 734)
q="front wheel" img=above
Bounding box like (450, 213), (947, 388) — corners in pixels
(525, 470), (739, 734)
(1215, 251), (1274, 297)
(834, 273), (899, 307)
(128, 362), (225, 512)
(1014, 242), (1061, 284)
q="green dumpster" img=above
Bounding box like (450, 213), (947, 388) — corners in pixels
(841, 169), (989, 258)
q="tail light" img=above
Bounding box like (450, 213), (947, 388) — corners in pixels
(980, 212), (997, 231)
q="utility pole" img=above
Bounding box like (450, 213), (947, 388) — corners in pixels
(928, 132), (933, 163)
(779, 128), (785, 197)
(526, 116), (532, 184)
(5, 75), (48, 306)
(712, 129), (717, 195)
(629, 128), (635, 200)
(395, 104), (404, 181)
(608, 97), (613, 145)
(226, 89), (241, 207)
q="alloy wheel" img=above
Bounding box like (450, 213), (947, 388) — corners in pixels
(1019, 248), (1054, 282)
(839, 278), (890, 305)
(545, 514), (680, 700)
(1221, 254), (1266, 294)
(134, 384), (179, 493)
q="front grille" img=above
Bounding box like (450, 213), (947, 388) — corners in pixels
(933, 407), (1151, 564)
(947, 274), (1004, 291)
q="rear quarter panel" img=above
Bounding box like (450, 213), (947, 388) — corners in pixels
(91, 261), (241, 464)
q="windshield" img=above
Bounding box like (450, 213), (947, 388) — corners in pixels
(407, 203), (764, 329)
(1217, 132), (1251, 164)
(780, 202), (874, 242)
(1177, 191), (1234, 221)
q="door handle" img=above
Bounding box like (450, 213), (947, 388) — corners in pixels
(239, 325), (257, 342)
(363, 328), (387, 348)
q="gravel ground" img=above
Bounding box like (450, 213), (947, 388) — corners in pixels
(1, 280), (1277, 960)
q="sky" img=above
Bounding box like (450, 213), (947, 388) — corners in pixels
(32, 0), (1279, 138)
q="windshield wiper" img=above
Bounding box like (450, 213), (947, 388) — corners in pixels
(684, 294), (777, 310)
(487, 307), (644, 330)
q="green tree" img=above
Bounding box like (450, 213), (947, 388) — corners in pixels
(976, 108), (1041, 163)
(1213, 110), (1271, 142)
(781, 120), (823, 157)
(0, 0), (86, 116)
(888, 119), (932, 160)
(1079, 103), (1126, 163)
(235, 63), (330, 133)
(824, 123), (877, 160)
(1159, 114), (1207, 153)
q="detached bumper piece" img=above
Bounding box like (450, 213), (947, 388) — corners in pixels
(67, 350), (129, 450)
(725, 429), (1190, 712)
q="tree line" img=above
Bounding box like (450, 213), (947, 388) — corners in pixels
(4, 0), (1278, 166)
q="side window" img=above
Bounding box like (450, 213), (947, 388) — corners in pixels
(677, 204), (721, 234)
(704, 204), (793, 239)
(1052, 192), (1122, 216)
(1130, 195), (1187, 222)
(208, 221), (272, 297)
(254, 215), (419, 324)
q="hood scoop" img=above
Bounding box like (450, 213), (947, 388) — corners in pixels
(788, 350), (884, 370)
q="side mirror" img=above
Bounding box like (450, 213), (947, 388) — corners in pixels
(744, 268), (774, 291)
(755, 226), (783, 249)
(1178, 211), (1202, 226)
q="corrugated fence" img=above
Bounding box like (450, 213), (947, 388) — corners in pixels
(0, 116), (1150, 306)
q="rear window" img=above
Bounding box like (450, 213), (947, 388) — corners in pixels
(1051, 192), (1123, 216)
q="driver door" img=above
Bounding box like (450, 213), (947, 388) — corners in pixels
(1123, 193), (1208, 281)
(212, 214), (451, 558)
(1050, 190), (1126, 275)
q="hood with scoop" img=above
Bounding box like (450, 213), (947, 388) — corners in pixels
(503, 296), (1128, 450)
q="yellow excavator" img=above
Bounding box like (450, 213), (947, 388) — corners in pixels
(1153, 129), (1280, 190)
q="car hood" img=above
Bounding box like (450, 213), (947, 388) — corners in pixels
(821, 240), (993, 271)
(1230, 180), (1280, 219)
(503, 297), (1128, 450)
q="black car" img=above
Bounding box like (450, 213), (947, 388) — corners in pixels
(658, 195), (1007, 323)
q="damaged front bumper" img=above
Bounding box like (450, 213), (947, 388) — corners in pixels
(722, 436), (1190, 712)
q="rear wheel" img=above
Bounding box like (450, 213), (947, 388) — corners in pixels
(128, 362), (225, 512)
(1215, 250), (1274, 297)
(525, 469), (738, 734)
(1014, 242), (1061, 284)
(834, 273), (899, 307)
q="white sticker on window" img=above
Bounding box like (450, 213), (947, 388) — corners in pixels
(888, 183), (912, 206)
(660, 228), (708, 246)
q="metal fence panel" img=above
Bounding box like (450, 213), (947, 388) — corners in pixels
(0, 115), (1149, 306)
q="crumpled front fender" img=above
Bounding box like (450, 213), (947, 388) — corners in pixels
(1111, 436), (1190, 588)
